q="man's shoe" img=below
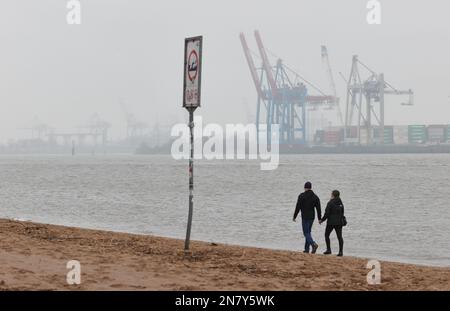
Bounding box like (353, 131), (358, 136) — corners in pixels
(303, 250), (310, 254)
(323, 250), (332, 255)
(311, 243), (319, 254)
(337, 253), (343, 257)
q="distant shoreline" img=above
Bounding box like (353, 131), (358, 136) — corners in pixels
(0, 219), (449, 291)
(3, 144), (450, 155)
(136, 142), (450, 155)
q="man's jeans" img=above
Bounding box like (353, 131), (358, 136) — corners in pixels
(302, 219), (316, 252)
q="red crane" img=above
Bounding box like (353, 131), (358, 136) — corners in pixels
(239, 30), (337, 145)
(239, 33), (266, 100)
(254, 30), (279, 99)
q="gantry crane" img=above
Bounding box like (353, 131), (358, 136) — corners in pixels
(345, 55), (414, 145)
(120, 99), (148, 139)
(240, 30), (337, 146)
(321, 46), (344, 125)
(87, 113), (111, 145)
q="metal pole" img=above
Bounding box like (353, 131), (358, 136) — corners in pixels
(185, 108), (195, 251)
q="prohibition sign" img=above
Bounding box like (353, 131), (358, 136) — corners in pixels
(187, 50), (199, 82)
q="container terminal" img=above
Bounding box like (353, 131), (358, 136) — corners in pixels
(3, 30), (450, 155)
(240, 30), (450, 154)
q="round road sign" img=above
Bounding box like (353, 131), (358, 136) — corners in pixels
(187, 50), (199, 82)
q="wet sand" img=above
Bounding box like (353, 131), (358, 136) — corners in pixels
(0, 219), (449, 291)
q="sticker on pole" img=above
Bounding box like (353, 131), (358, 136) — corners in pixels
(183, 36), (203, 108)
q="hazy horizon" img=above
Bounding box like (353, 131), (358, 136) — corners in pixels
(1, 0), (449, 143)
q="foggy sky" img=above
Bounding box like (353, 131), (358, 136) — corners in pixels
(0, 0), (449, 142)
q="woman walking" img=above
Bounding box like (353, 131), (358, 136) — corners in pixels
(319, 190), (345, 257)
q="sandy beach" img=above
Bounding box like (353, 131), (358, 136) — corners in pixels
(0, 219), (448, 291)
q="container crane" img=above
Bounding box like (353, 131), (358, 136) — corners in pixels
(321, 46), (344, 125)
(21, 116), (52, 140)
(120, 99), (148, 139)
(240, 30), (337, 146)
(345, 55), (414, 145)
(239, 34), (265, 101)
(87, 113), (111, 145)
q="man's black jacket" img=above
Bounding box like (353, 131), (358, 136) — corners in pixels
(294, 190), (322, 221)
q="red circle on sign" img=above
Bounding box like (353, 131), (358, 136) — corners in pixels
(187, 50), (199, 82)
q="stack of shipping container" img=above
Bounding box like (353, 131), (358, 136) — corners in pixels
(373, 126), (394, 145)
(447, 125), (450, 143)
(393, 126), (409, 145)
(427, 125), (447, 143)
(323, 128), (343, 145)
(408, 125), (427, 144)
(313, 124), (450, 146)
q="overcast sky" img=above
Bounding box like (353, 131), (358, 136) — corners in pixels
(0, 0), (449, 142)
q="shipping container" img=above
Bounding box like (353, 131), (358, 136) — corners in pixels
(408, 125), (427, 144)
(385, 126), (394, 145)
(323, 129), (342, 145)
(373, 126), (394, 144)
(344, 126), (358, 139)
(447, 125), (450, 143)
(359, 128), (369, 145)
(343, 137), (359, 144)
(314, 130), (324, 144)
(427, 125), (446, 143)
(342, 126), (359, 144)
(393, 126), (409, 145)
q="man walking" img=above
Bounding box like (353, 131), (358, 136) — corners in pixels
(293, 182), (322, 254)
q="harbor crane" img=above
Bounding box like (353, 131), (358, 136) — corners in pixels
(21, 116), (52, 140)
(22, 115), (111, 148)
(345, 55), (414, 145)
(120, 99), (148, 139)
(87, 113), (111, 145)
(240, 30), (337, 146)
(321, 46), (344, 125)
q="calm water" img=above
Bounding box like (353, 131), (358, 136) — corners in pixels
(0, 154), (449, 267)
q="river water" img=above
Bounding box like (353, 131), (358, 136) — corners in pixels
(0, 154), (449, 267)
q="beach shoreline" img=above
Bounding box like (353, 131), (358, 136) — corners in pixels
(0, 219), (449, 291)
